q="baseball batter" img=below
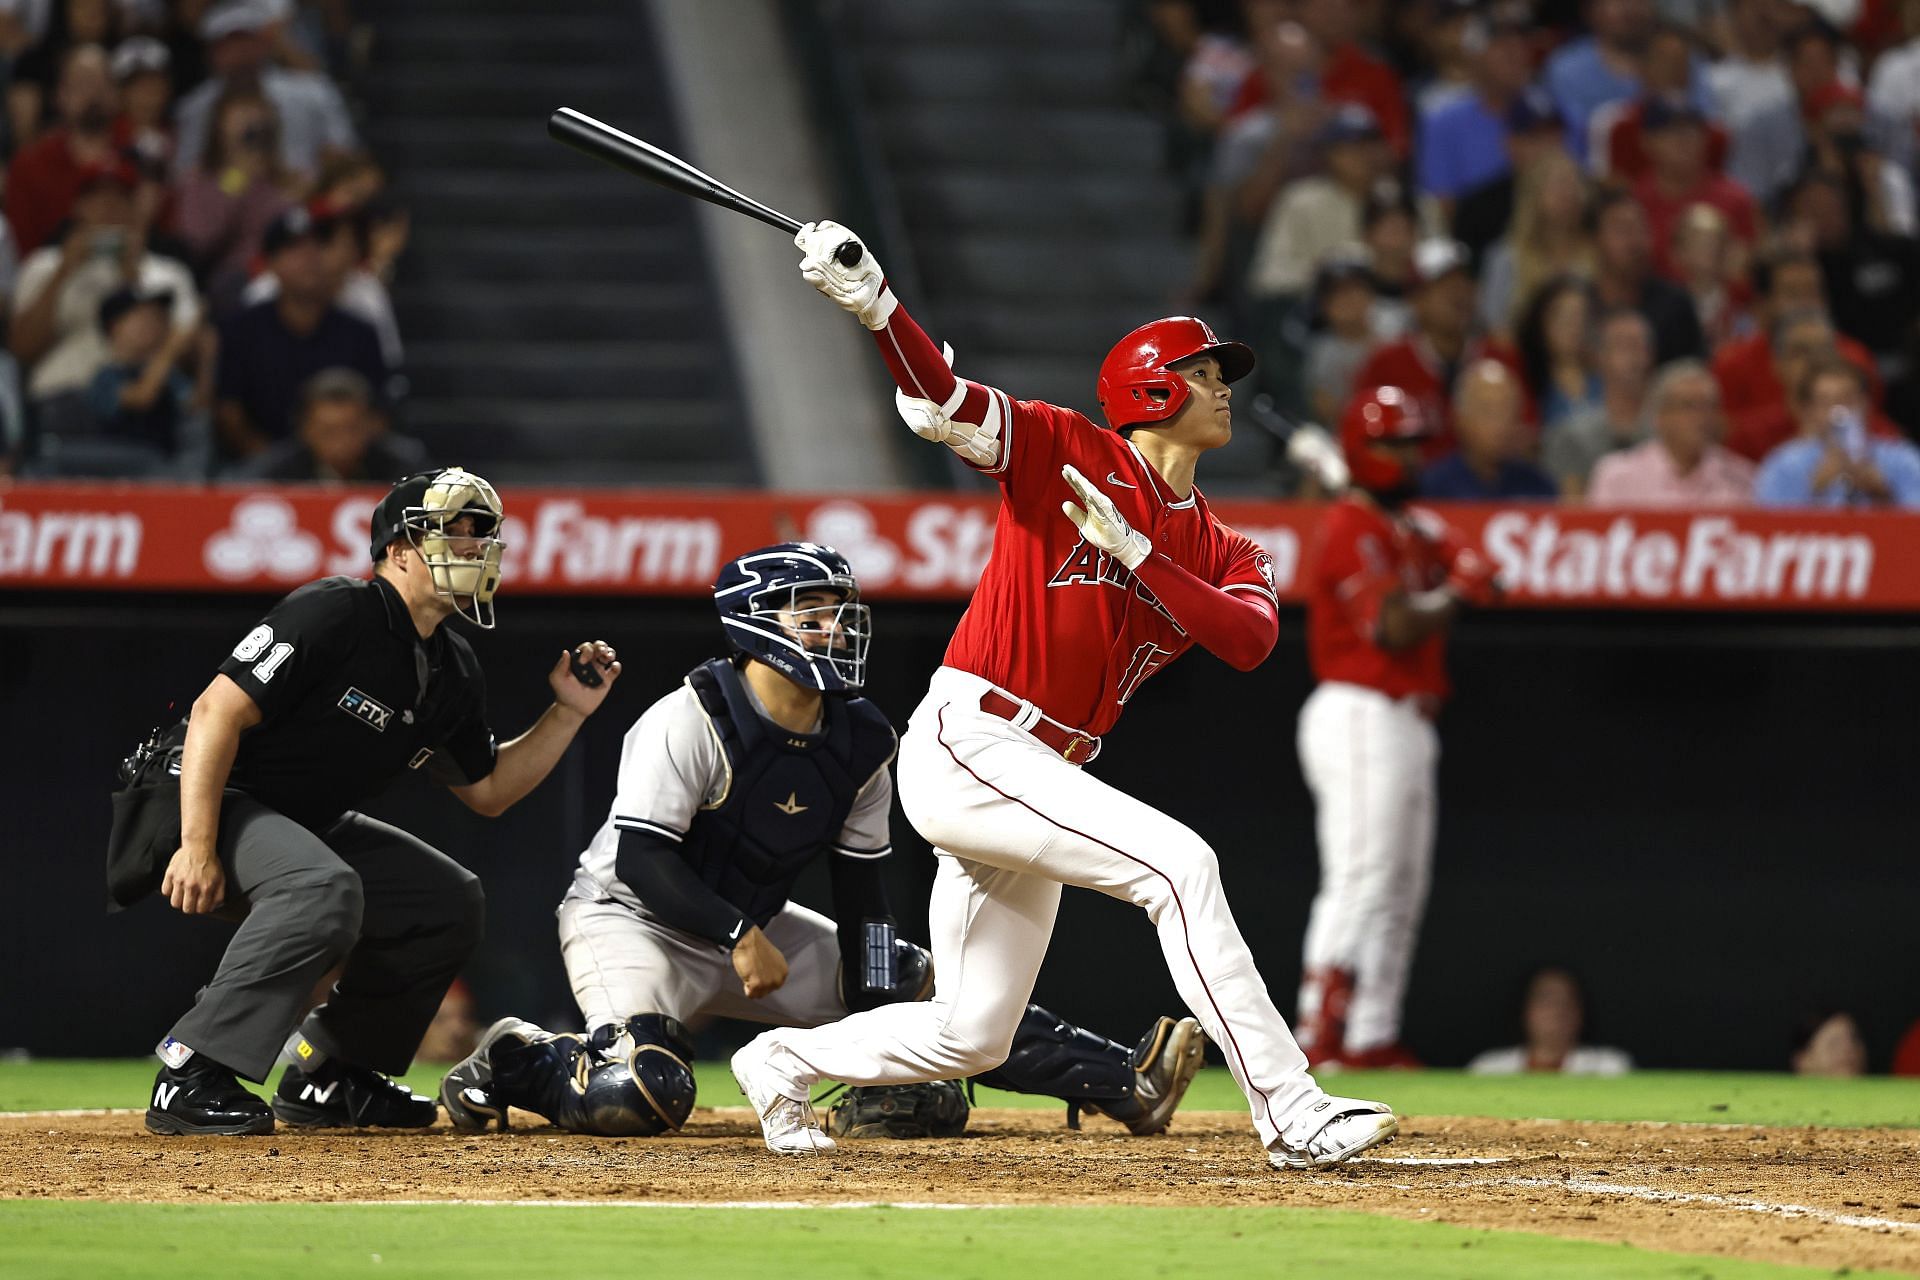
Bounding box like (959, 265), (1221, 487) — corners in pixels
(728, 221), (1398, 1170)
(1294, 387), (1499, 1069)
(438, 543), (1208, 1140)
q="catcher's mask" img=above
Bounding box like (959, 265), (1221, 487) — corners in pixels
(712, 542), (871, 693)
(370, 467), (506, 629)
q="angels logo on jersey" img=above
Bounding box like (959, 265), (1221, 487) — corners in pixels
(1046, 539), (1187, 636)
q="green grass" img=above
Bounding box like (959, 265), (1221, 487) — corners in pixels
(8, 1059), (1918, 1129)
(0, 1201), (1890, 1280)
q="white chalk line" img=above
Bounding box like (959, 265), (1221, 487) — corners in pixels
(1501, 1176), (1920, 1235)
(0, 1108), (141, 1118)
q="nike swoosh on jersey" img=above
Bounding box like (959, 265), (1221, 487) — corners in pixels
(1106, 472), (1137, 488)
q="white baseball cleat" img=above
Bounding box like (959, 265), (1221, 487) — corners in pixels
(731, 1040), (836, 1155)
(1267, 1094), (1398, 1170)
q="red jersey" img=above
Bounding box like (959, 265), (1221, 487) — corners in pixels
(1347, 334), (1530, 456)
(1304, 497), (1448, 700)
(871, 303), (1279, 738)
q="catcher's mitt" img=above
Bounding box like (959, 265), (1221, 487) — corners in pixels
(824, 1081), (969, 1139)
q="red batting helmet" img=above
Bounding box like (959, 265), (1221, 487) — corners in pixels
(1096, 317), (1255, 430)
(1341, 385), (1433, 492)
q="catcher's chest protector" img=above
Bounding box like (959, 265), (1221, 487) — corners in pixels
(680, 659), (895, 926)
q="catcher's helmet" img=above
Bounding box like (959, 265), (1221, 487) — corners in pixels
(573, 1014), (697, 1136)
(1095, 316), (1254, 431)
(713, 542), (871, 694)
(1340, 386), (1433, 494)
(369, 466), (506, 629)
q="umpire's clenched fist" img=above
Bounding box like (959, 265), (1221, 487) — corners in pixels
(162, 845), (225, 915)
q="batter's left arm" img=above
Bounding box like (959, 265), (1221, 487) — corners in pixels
(1062, 467), (1278, 670)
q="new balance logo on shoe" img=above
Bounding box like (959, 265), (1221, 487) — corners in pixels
(300, 1081), (339, 1104)
(154, 1082), (180, 1109)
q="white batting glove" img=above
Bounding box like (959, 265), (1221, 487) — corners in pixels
(1061, 464), (1150, 570)
(796, 220), (895, 330)
(1285, 423), (1349, 492)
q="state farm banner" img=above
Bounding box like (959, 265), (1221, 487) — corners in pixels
(2, 482), (1918, 611)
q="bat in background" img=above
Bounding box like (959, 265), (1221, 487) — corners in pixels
(547, 107), (863, 267)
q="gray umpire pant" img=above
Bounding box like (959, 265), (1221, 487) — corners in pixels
(166, 794), (485, 1082)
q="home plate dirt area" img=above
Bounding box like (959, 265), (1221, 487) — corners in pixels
(6, 1108), (1918, 1274)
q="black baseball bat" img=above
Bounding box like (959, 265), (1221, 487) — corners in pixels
(547, 107), (863, 267)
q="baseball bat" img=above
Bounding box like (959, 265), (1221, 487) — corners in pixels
(547, 107), (863, 267)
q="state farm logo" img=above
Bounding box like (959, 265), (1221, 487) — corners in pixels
(0, 497), (141, 578)
(204, 496), (324, 582)
(802, 500), (994, 591)
(1484, 513), (1874, 601)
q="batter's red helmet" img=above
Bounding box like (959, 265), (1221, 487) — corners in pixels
(1341, 386), (1433, 492)
(1096, 317), (1255, 430)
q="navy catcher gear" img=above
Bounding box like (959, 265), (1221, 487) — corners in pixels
(713, 542), (871, 692)
(826, 1080), (968, 1139)
(444, 1014), (696, 1137)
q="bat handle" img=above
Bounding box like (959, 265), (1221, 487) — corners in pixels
(833, 239), (865, 268)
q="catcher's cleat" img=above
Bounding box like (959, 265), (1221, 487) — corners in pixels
(1267, 1094), (1398, 1170)
(145, 1058), (274, 1136)
(1075, 1015), (1208, 1136)
(439, 1016), (548, 1132)
(731, 1039), (835, 1155)
(272, 1062), (437, 1129)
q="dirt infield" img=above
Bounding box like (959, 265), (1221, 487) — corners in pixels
(6, 1108), (1918, 1274)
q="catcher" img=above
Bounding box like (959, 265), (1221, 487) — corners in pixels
(439, 542), (1207, 1141)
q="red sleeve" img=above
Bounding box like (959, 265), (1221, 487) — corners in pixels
(869, 294), (1070, 490)
(1315, 507), (1397, 640)
(1131, 538), (1279, 672)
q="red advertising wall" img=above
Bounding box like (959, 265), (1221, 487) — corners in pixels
(3, 482), (1917, 610)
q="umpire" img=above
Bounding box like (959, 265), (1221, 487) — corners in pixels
(109, 466), (621, 1136)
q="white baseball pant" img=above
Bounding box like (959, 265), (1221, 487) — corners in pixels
(1295, 681), (1439, 1053)
(744, 666), (1328, 1150)
(558, 896), (848, 1032)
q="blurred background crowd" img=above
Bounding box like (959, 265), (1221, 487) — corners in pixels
(1130, 0), (1920, 507)
(0, 0), (411, 481)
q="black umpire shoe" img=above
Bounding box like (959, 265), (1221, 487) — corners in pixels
(272, 1061), (438, 1129)
(145, 1058), (275, 1136)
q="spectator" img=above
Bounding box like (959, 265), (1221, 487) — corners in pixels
(1466, 968), (1633, 1075)
(214, 203), (388, 462)
(1670, 203), (1749, 347)
(1720, 306), (1905, 460)
(1588, 359), (1754, 505)
(4, 43), (122, 254)
(1798, 81), (1916, 237)
(1247, 105), (1389, 298)
(1304, 254), (1379, 427)
(243, 195), (405, 374)
(1589, 187), (1706, 364)
(173, 83), (295, 314)
(1755, 359), (1920, 507)
(1544, 0), (1656, 164)
(1548, 307), (1655, 497)
(1480, 149), (1594, 337)
(1452, 86), (1568, 267)
(1781, 171), (1920, 396)
(171, 0), (356, 184)
(1518, 276), (1601, 431)
(9, 158), (197, 402)
(83, 281), (196, 463)
(1592, 22), (1726, 182)
(6, 0), (124, 153)
(1350, 238), (1523, 451)
(1632, 99), (1759, 282)
(245, 367), (427, 483)
(1419, 359), (1557, 499)
(110, 33), (173, 178)
(1712, 244), (1880, 430)
(1790, 1009), (1867, 1077)
(1728, 19), (1909, 211)
(1415, 7), (1535, 207)
(1292, 0), (1412, 157)
(1866, 0), (1920, 161)
(1360, 189), (1418, 337)
(1894, 1017), (1920, 1077)
(1707, 0), (1793, 134)
(310, 154), (411, 365)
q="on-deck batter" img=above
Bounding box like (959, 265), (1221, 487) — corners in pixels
(728, 220), (1398, 1171)
(1295, 386), (1501, 1069)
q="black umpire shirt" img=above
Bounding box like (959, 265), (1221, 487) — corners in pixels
(208, 574), (497, 832)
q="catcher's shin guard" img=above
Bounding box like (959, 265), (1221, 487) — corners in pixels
(972, 1004), (1136, 1129)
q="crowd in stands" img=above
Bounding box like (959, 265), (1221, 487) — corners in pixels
(1135, 0), (1920, 508)
(0, 0), (417, 481)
